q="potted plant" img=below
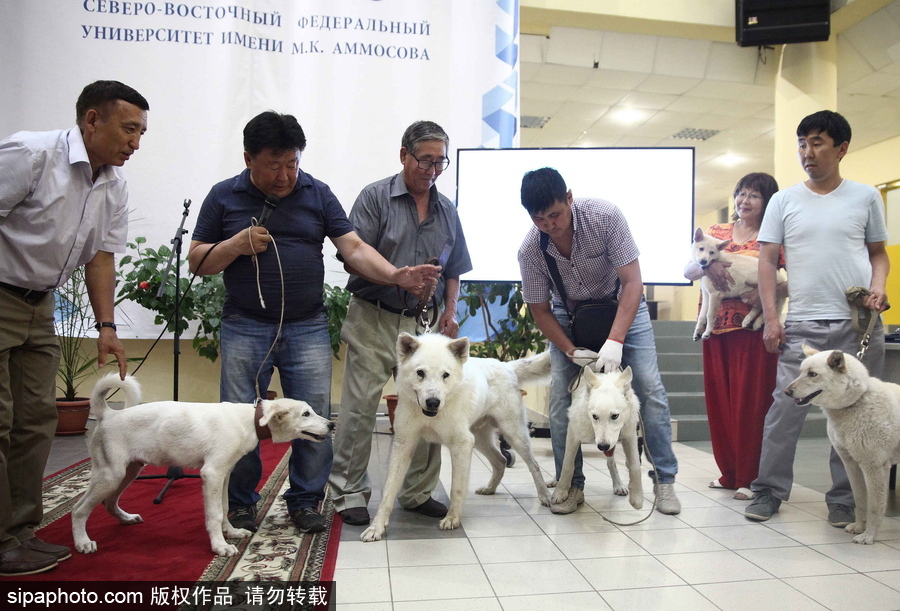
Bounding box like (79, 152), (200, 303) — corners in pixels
(458, 281), (548, 361)
(54, 267), (98, 435)
(116, 237), (352, 363)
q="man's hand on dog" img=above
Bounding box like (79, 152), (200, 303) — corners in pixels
(741, 283), (762, 307)
(704, 260), (734, 293)
(568, 348), (598, 368)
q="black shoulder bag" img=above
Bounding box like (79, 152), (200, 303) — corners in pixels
(540, 232), (619, 352)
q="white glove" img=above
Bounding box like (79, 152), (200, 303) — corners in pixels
(567, 348), (599, 368)
(593, 339), (623, 373)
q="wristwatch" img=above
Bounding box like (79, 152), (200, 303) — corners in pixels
(94, 322), (117, 332)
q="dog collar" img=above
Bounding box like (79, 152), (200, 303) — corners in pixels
(255, 400), (272, 440)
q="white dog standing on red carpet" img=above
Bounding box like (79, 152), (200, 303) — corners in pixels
(786, 346), (900, 545)
(361, 333), (551, 542)
(72, 373), (334, 556)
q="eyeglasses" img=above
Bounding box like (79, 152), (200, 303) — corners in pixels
(409, 152), (450, 171)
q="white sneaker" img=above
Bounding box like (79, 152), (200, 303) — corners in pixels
(654, 482), (681, 515)
(550, 488), (584, 514)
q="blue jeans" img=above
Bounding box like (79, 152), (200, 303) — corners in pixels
(549, 298), (678, 489)
(220, 311), (333, 513)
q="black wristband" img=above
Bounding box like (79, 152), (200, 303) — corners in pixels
(94, 322), (117, 332)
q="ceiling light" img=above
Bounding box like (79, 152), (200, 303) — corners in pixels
(672, 127), (720, 141)
(520, 115), (550, 129)
(610, 107), (647, 126)
(716, 153), (745, 167)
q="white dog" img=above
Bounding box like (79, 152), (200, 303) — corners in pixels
(360, 333), (551, 542)
(786, 346), (900, 544)
(691, 227), (787, 340)
(553, 367), (643, 510)
(72, 373), (334, 556)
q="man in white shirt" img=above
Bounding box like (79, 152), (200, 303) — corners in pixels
(746, 110), (889, 525)
(0, 81), (148, 576)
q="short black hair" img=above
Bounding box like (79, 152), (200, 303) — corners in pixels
(797, 110), (851, 146)
(521, 167), (568, 215)
(731, 172), (779, 221)
(243, 111), (307, 157)
(75, 80), (149, 126)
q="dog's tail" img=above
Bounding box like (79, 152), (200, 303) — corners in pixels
(89, 373), (142, 419)
(511, 351), (551, 386)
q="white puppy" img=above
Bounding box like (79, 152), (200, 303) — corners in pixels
(553, 367), (643, 509)
(691, 227), (787, 340)
(786, 346), (900, 544)
(72, 373), (334, 556)
(361, 333), (551, 542)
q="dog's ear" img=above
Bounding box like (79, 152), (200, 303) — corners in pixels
(827, 350), (847, 373)
(447, 337), (470, 363)
(716, 240), (732, 251)
(397, 333), (420, 362)
(258, 404), (289, 427)
(616, 366), (633, 389)
(694, 227), (704, 243)
(583, 366), (600, 388)
(802, 344), (819, 358)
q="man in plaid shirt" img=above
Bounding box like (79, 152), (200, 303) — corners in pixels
(517, 167), (681, 515)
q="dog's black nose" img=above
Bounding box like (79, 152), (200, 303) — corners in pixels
(328, 422), (335, 430)
(784, 388), (794, 397)
(597, 443), (610, 452)
(425, 398), (441, 409)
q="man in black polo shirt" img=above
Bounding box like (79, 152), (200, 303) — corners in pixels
(190, 112), (438, 534)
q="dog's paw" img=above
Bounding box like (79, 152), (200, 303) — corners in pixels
(692, 333), (702, 342)
(629, 494), (644, 510)
(75, 540), (97, 554)
(612, 484), (628, 496)
(475, 486), (497, 495)
(853, 531), (876, 545)
(120, 512), (142, 525)
(538, 492), (551, 507)
(701, 332), (712, 340)
(360, 524), (386, 542)
(438, 515), (461, 530)
(551, 488), (571, 505)
(213, 542), (240, 556)
(225, 527), (253, 539)
(845, 521), (866, 535)
(545, 479), (558, 488)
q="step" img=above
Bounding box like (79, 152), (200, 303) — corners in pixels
(657, 352), (703, 372)
(672, 411), (828, 443)
(654, 335), (703, 354)
(659, 371), (704, 394)
(666, 391), (708, 416)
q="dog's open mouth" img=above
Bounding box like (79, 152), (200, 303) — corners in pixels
(421, 408), (439, 418)
(794, 389), (822, 406)
(303, 432), (329, 441)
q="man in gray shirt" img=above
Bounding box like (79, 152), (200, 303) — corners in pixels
(329, 121), (472, 526)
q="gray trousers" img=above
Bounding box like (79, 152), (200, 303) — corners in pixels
(751, 319), (884, 505)
(328, 296), (441, 512)
(0, 289), (60, 554)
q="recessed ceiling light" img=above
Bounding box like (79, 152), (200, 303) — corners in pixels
(610, 107), (647, 126)
(672, 127), (720, 141)
(716, 152), (745, 167)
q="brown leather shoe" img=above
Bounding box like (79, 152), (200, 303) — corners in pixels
(20, 538), (72, 562)
(0, 547), (59, 576)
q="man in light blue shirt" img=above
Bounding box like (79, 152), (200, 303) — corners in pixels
(746, 110), (889, 525)
(0, 81), (148, 576)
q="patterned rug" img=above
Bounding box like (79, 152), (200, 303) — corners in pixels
(32, 443), (339, 583)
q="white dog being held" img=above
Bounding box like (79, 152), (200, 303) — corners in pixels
(691, 227), (787, 341)
(72, 373), (334, 557)
(360, 332), (551, 542)
(553, 366), (643, 510)
(786, 346), (900, 544)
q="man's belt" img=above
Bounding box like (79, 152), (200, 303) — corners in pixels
(363, 297), (432, 318)
(0, 281), (50, 302)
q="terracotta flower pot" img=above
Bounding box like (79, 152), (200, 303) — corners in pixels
(56, 398), (91, 436)
(383, 395), (398, 434)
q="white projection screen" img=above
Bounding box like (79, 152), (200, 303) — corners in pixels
(455, 147), (695, 284)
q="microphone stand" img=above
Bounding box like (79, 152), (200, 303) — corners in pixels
(135, 199), (201, 503)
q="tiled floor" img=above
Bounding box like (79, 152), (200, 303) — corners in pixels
(46, 421), (900, 610)
(333, 419), (900, 610)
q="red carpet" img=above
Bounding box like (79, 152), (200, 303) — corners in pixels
(14, 440), (291, 582)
